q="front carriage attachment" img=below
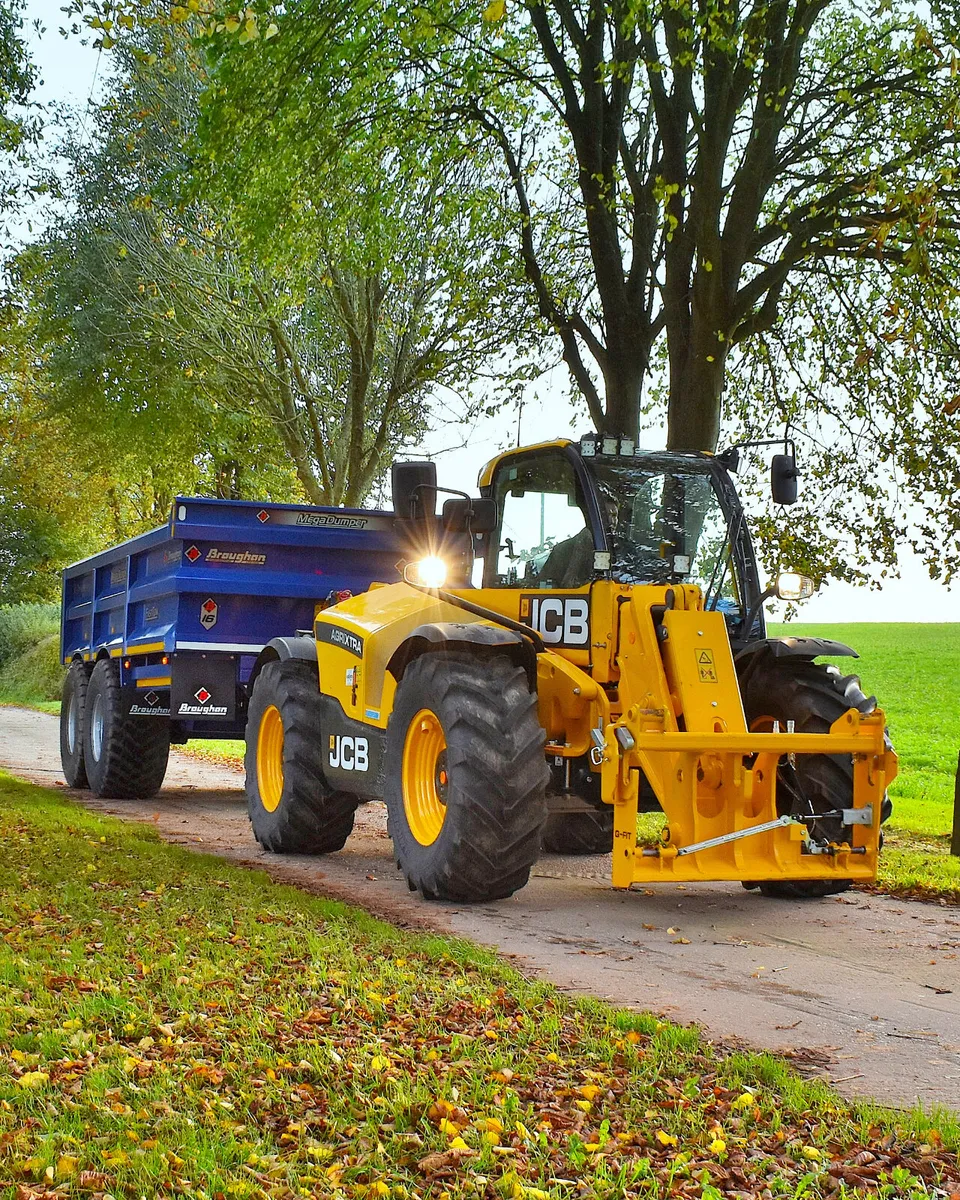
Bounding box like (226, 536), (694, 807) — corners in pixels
(596, 707), (896, 889)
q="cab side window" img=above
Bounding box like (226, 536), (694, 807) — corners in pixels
(485, 453), (594, 589)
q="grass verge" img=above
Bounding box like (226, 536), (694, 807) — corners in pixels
(178, 738), (246, 766)
(2, 771), (958, 1200)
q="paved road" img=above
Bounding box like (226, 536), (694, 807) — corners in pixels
(2, 705), (958, 1111)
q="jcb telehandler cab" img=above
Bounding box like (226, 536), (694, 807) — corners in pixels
(245, 435), (895, 904)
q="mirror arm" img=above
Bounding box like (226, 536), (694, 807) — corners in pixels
(742, 585), (776, 640)
(718, 436), (796, 473)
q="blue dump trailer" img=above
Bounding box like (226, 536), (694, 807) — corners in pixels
(59, 495), (409, 797)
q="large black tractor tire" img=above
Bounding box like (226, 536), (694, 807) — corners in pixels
(540, 808), (614, 855)
(738, 655), (891, 899)
(385, 653), (549, 903)
(82, 659), (170, 799)
(60, 661), (90, 789)
(245, 659), (358, 854)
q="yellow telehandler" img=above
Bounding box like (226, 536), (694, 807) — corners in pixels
(243, 435), (896, 903)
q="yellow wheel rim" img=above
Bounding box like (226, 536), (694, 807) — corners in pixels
(402, 708), (448, 846)
(257, 704), (284, 813)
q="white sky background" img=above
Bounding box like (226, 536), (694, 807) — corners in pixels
(20, 1), (958, 623)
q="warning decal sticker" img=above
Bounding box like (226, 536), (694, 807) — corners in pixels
(696, 648), (718, 683)
(199, 598), (218, 630)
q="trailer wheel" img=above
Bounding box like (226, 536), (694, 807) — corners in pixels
(540, 809), (613, 855)
(739, 655), (891, 899)
(245, 659), (357, 854)
(83, 659), (170, 799)
(60, 661), (90, 788)
(385, 653), (548, 902)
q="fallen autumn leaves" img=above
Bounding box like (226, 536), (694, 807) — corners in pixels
(1, 773), (958, 1200)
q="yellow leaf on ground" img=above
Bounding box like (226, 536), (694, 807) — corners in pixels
(655, 1130), (678, 1148)
(16, 1071), (49, 1088)
(57, 1154), (78, 1176)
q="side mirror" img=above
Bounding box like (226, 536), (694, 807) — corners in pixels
(392, 461), (437, 520)
(774, 571), (815, 601)
(771, 453), (798, 505)
(441, 497), (497, 534)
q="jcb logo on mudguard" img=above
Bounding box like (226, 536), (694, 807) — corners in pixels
(329, 735), (368, 771)
(520, 595), (589, 647)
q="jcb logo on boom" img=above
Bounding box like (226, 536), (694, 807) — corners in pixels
(329, 735), (368, 771)
(520, 595), (590, 647)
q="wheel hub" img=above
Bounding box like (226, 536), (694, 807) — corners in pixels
(67, 690), (78, 755)
(402, 709), (448, 846)
(257, 705), (285, 813)
(90, 692), (104, 763)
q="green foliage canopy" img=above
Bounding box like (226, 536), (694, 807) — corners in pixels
(181, 0), (960, 584)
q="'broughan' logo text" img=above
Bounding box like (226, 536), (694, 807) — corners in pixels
(205, 548), (267, 565)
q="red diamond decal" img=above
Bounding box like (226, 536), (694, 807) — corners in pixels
(202, 599), (217, 613)
(257, 509), (269, 523)
(185, 545), (201, 563)
(145, 691), (159, 705)
(194, 687), (211, 704)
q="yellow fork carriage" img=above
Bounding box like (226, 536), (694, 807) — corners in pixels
(243, 435), (896, 905)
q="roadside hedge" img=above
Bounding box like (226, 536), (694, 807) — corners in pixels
(0, 603), (63, 703)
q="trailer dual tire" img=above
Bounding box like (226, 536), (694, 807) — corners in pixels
(385, 652), (549, 902)
(245, 659), (358, 854)
(60, 661), (90, 788)
(82, 659), (170, 799)
(739, 656), (892, 899)
(540, 809), (614, 855)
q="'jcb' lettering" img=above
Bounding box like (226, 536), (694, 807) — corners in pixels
(527, 596), (589, 647)
(329, 735), (368, 771)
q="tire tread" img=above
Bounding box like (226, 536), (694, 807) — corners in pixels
(245, 659), (357, 854)
(83, 660), (169, 799)
(386, 653), (548, 903)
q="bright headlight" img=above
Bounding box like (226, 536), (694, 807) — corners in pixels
(404, 556), (447, 589)
(775, 571), (815, 601)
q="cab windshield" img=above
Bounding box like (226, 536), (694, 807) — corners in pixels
(588, 460), (741, 611)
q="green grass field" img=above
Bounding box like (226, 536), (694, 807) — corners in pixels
(2, 770), (957, 1200)
(769, 624), (960, 901)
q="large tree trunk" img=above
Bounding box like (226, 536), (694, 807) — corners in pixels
(664, 266), (729, 451)
(601, 340), (647, 439)
(666, 347), (726, 451)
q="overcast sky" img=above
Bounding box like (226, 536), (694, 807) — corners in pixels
(21, 0), (957, 623)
